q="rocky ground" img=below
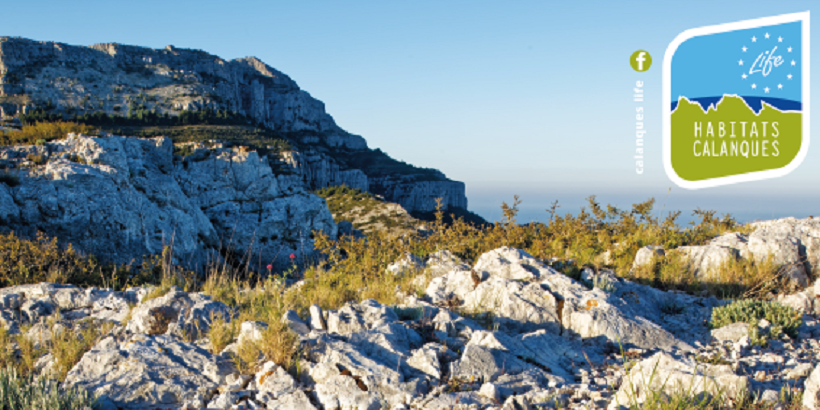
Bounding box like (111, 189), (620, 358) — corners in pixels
(2, 218), (820, 409)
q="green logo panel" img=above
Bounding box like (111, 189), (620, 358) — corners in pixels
(671, 96), (801, 181)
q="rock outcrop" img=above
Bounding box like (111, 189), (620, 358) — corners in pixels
(638, 217), (820, 286)
(370, 175), (468, 213)
(0, 133), (336, 269)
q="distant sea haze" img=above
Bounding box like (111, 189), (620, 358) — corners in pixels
(469, 191), (820, 226)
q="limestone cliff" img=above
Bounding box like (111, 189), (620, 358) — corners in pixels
(0, 37), (468, 212)
(0, 133), (336, 270)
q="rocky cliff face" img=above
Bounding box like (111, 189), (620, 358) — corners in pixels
(278, 149), (369, 192)
(0, 133), (336, 269)
(0, 37), (468, 212)
(370, 175), (467, 213)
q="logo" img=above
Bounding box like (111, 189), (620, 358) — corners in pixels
(663, 12), (810, 189)
(631, 50), (652, 72)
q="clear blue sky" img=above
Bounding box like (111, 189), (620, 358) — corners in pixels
(4, 1), (820, 223)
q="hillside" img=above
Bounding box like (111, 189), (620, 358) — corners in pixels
(316, 185), (421, 236)
(0, 36), (467, 213)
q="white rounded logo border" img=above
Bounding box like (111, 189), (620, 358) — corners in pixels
(662, 11), (810, 189)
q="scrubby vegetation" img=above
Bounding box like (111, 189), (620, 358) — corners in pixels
(0, 231), (178, 290)
(20, 107), (252, 129)
(316, 185), (419, 234)
(711, 299), (802, 339)
(0, 366), (98, 409)
(411, 205), (489, 227)
(0, 195), (787, 302)
(0, 121), (96, 147)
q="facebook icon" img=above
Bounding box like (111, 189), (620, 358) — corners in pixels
(631, 50), (652, 72)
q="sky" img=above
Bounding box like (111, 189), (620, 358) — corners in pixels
(671, 21), (803, 103)
(3, 1), (820, 224)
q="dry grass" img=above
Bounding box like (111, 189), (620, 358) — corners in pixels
(630, 252), (789, 300)
(0, 327), (14, 373)
(207, 313), (236, 355)
(48, 315), (113, 381)
(0, 121), (97, 147)
(15, 330), (40, 379)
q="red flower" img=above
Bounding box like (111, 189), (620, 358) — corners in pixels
(289, 253), (296, 260)
(266, 264), (273, 270)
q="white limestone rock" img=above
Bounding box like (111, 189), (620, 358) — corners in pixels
(711, 322), (750, 343)
(282, 310), (310, 336)
(386, 253), (424, 275)
(425, 250), (470, 278)
(674, 245), (737, 279)
(632, 245), (664, 269)
(125, 289), (232, 339)
(473, 247), (551, 281)
(804, 363), (820, 409)
(608, 352), (748, 410)
(64, 334), (235, 409)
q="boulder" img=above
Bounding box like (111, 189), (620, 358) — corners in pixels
(249, 361), (297, 398)
(263, 390), (317, 410)
(125, 289), (232, 339)
(805, 363), (820, 409)
(413, 391), (495, 409)
(608, 352), (748, 410)
(425, 270), (480, 305)
(425, 250), (470, 278)
(449, 344), (530, 382)
(64, 334), (235, 409)
(309, 304), (327, 331)
(461, 276), (561, 335)
(406, 343), (445, 380)
(473, 247), (549, 281)
(386, 253), (424, 275)
(282, 310), (310, 336)
(632, 246), (664, 269)
(711, 323), (750, 343)
(325, 299), (398, 335)
(709, 218), (820, 286)
(674, 245), (736, 279)
(313, 374), (381, 410)
(237, 320), (269, 346)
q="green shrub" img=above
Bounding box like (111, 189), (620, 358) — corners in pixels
(0, 172), (18, 187)
(25, 154), (45, 166)
(0, 366), (98, 409)
(710, 299), (802, 338)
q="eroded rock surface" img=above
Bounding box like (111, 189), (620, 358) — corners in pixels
(0, 133), (336, 270)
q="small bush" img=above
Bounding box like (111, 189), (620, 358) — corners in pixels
(207, 313), (236, 355)
(25, 154), (46, 166)
(0, 172), (18, 187)
(14, 330), (40, 379)
(234, 337), (262, 375)
(659, 300), (686, 316)
(257, 319), (298, 373)
(0, 328), (14, 374)
(710, 299), (802, 338)
(0, 366), (98, 409)
(48, 317), (112, 381)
